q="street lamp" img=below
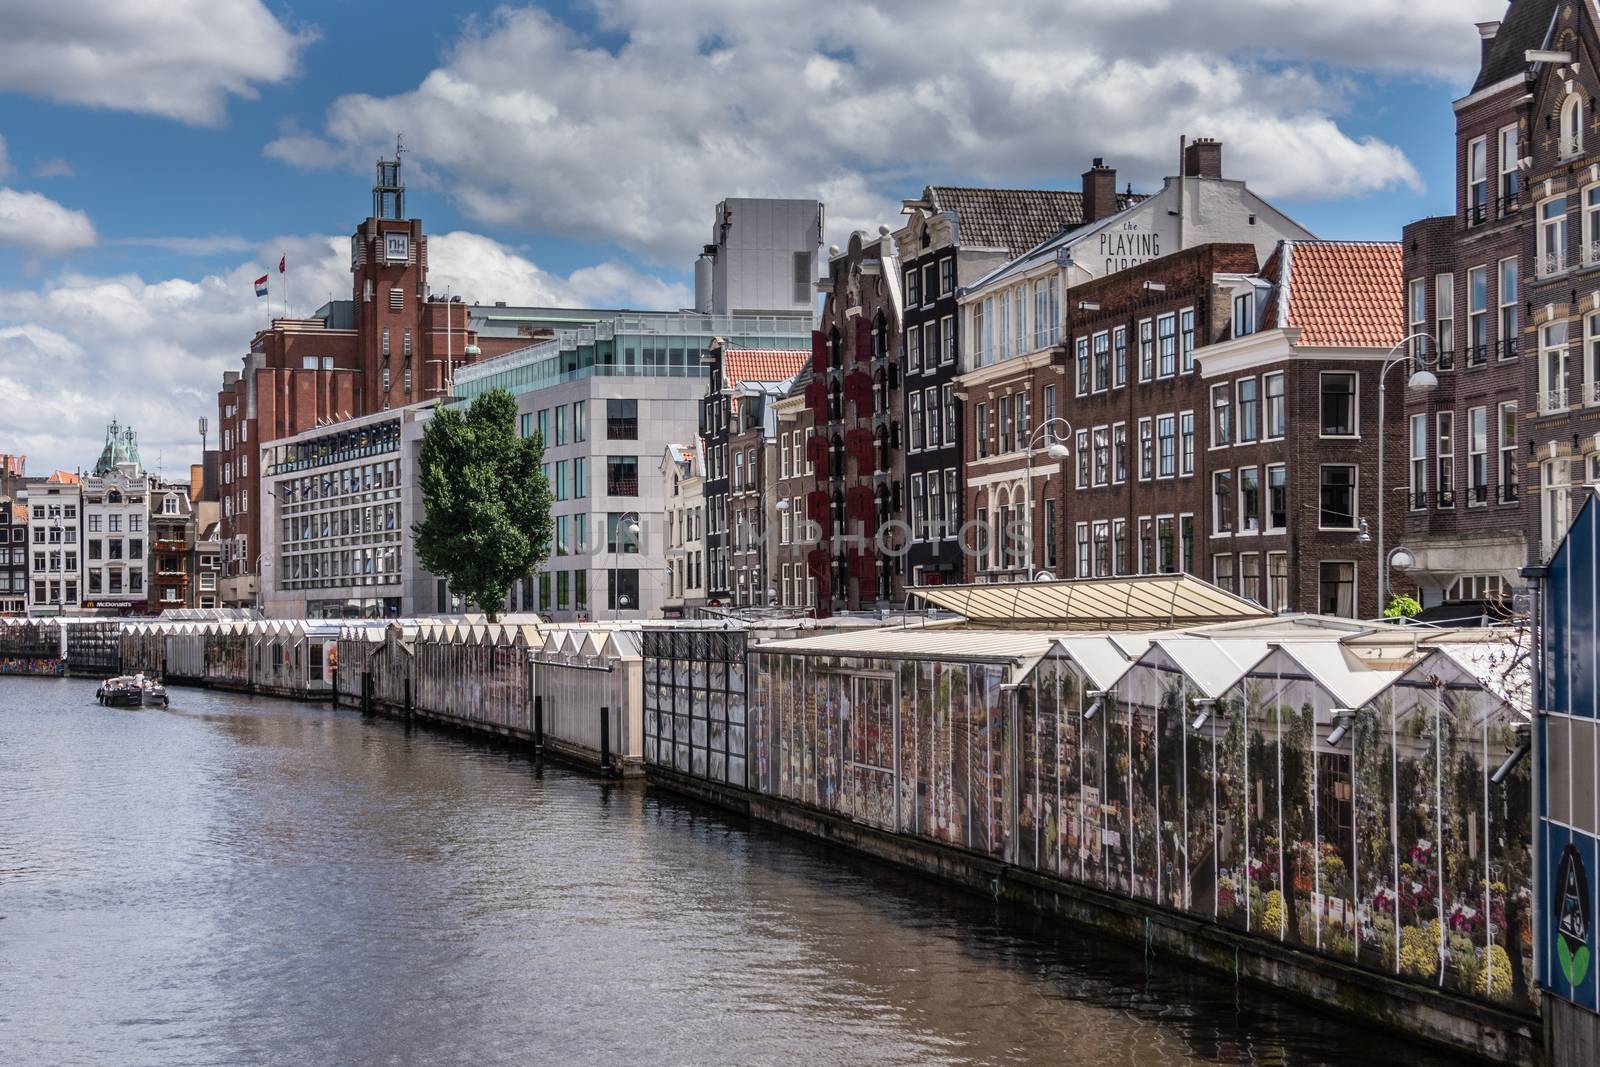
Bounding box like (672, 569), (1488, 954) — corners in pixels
(1021, 417), (1074, 580)
(1375, 332), (1439, 612)
(609, 512), (640, 622)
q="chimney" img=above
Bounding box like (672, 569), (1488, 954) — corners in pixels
(1082, 158), (1118, 223)
(1183, 138), (1223, 180)
(1476, 21), (1501, 69)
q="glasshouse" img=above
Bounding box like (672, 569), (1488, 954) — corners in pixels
(744, 607), (1534, 1012)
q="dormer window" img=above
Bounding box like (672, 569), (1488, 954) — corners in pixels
(1232, 291), (1255, 337)
(1562, 94), (1584, 159)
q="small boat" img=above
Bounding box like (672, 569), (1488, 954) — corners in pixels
(96, 674), (170, 708)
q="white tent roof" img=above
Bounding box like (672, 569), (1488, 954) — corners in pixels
(910, 574), (1270, 629)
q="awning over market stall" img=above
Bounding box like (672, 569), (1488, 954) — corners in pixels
(909, 574), (1271, 630)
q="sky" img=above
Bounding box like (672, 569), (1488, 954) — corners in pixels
(0, 0), (1514, 476)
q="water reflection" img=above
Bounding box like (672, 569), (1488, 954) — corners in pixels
(0, 678), (1456, 1066)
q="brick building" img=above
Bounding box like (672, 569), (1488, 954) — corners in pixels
(772, 374), (817, 612)
(1399, 6), (1546, 614)
(801, 228), (904, 614)
(216, 152), (490, 607)
(893, 184), (1139, 585)
(0, 498), (25, 615)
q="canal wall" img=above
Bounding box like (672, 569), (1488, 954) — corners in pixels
(649, 763), (1540, 1067)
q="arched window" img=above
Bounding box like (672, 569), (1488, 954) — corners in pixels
(1562, 94), (1584, 157)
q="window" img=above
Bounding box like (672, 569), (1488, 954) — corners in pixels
(1497, 258), (1519, 360)
(1093, 426), (1110, 486)
(1233, 291), (1255, 337)
(1541, 320), (1569, 413)
(1112, 423), (1128, 483)
(940, 258), (954, 298)
(975, 402), (988, 458)
(1156, 415), (1176, 478)
(1237, 377), (1259, 443)
(941, 315), (956, 365)
(925, 321), (941, 368)
(1467, 266), (1488, 366)
(1044, 501), (1058, 570)
(905, 266), (919, 308)
(554, 460), (570, 501)
(1319, 465), (1357, 530)
(1319, 562), (1356, 618)
(1113, 326), (1128, 387)
(606, 456), (639, 496)
(1408, 277), (1427, 360)
(1179, 514), (1196, 575)
(1157, 313), (1177, 377)
(389, 288), (404, 312)
(1409, 413), (1428, 508)
(1112, 518), (1128, 575)
(1137, 419), (1154, 481)
(1562, 94), (1584, 158)
(1179, 308), (1196, 372)
(1499, 401), (1519, 504)
(1212, 470), (1234, 534)
(1436, 411), (1455, 508)
(1210, 383), (1232, 446)
(1238, 467), (1260, 533)
(1138, 319), (1155, 380)
(1178, 411), (1195, 475)
(1014, 390), (1031, 445)
(1092, 331), (1110, 392)
(1540, 196), (1569, 276)
(1499, 125), (1520, 209)
(1213, 554), (1236, 593)
(1240, 553), (1263, 605)
(381, 327), (390, 357)
(1156, 516), (1176, 574)
(1076, 429), (1091, 489)
(606, 398), (638, 440)
(1076, 523), (1090, 578)
(909, 391), (925, 451)
(1075, 337), (1090, 396)
(1467, 136), (1488, 224)
(608, 568), (639, 612)
(1258, 371), (1284, 440)
(943, 383), (957, 443)
(1136, 518), (1152, 574)
(1319, 372), (1357, 436)
(1435, 273), (1454, 367)
(1266, 464), (1287, 532)
(908, 325), (922, 373)
(1543, 459), (1573, 557)
(997, 394), (1012, 454)
(1264, 552), (1288, 612)
(1467, 406), (1489, 504)
(574, 457), (587, 499)
(973, 298), (988, 367)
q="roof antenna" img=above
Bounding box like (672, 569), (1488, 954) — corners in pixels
(395, 132), (406, 159)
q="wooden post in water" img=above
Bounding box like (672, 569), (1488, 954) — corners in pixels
(403, 677), (413, 719)
(533, 695), (544, 752)
(600, 704), (611, 776)
(362, 672), (373, 715)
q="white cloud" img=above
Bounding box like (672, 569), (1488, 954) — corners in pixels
(0, 231), (687, 473)
(34, 158), (75, 179)
(0, 187), (97, 253)
(268, 0), (1482, 261)
(0, 134), (10, 179)
(0, 0), (311, 125)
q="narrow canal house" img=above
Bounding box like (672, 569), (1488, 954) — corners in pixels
(956, 141), (1315, 583)
(1398, 8), (1543, 614)
(800, 227), (905, 614)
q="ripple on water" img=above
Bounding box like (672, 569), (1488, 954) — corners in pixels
(1, 677), (1466, 1067)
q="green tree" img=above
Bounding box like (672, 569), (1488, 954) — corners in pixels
(414, 389), (551, 621)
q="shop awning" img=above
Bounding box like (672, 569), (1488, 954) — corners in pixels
(909, 574), (1270, 630)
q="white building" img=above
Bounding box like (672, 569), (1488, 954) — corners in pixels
(661, 441), (705, 616)
(22, 471), (82, 616)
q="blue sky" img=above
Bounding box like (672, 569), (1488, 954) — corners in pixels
(0, 0), (1508, 474)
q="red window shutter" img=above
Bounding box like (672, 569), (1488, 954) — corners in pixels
(811, 330), (828, 371)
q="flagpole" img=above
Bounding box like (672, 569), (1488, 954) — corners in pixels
(283, 252), (290, 320)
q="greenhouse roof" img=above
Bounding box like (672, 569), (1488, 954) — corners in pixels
(1052, 635), (1148, 691)
(1149, 637), (1272, 697)
(909, 575), (1270, 629)
(753, 625), (1058, 665)
(1267, 641), (1398, 709)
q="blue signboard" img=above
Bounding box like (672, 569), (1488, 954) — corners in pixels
(1541, 492), (1600, 1011)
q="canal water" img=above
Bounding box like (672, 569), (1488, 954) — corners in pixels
(1, 678), (1466, 1066)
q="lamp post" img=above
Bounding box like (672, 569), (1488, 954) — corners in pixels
(609, 511), (640, 622)
(1375, 333), (1440, 612)
(1021, 417), (1074, 580)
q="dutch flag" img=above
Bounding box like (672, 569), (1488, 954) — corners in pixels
(254, 274), (269, 299)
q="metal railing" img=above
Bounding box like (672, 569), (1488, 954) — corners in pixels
(1543, 387), (1570, 414)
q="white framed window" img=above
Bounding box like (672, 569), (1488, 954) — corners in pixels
(1156, 313), (1177, 377)
(943, 383), (957, 443)
(1156, 414), (1176, 478)
(1233, 291), (1255, 337)
(1237, 377), (1259, 443)
(1113, 326), (1128, 387)
(1137, 418), (1154, 481)
(909, 391), (924, 451)
(1409, 413), (1428, 509)
(1179, 307), (1196, 372)
(1112, 422), (1128, 483)
(1319, 371), (1358, 437)
(1542, 458), (1573, 559)
(905, 266), (920, 308)
(1585, 185), (1600, 267)
(924, 386), (941, 449)
(1540, 320), (1570, 414)
(1179, 411), (1195, 475)
(1499, 124), (1520, 209)
(1138, 318), (1155, 380)
(1210, 383), (1232, 447)
(1213, 553), (1236, 593)
(941, 315), (956, 365)
(1437, 410), (1455, 509)
(1137, 517), (1152, 574)
(1467, 406), (1489, 505)
(1112, 518), (1128, 575)
(1467, 136), (1488, 224)
(1075, 522), (1090, 578)
(1075, 336), (1090, 396)
(1319, 561), (1356, 618)
(1263, 372), (1285, 439)
(1092, 426), (1110, 486)
(1498, 401), (1519, 505)
(1434, 272), (1454, 367)
(1266, 464), (1287, 533)
(1076, 429), (1090, 489)
(1318, 464), (1358, 531)
(1092, 331), (1111, 392)
(1267, 551), (1288, 612)
(1587, 311), (1600, 408)
(1467, 265), (1488, 365)
(1408, 278), (1427, 359)
(1539, 195), (1569, 276)
(1562, 93), (1584, 158)
(1498, 257), (1519, 360)
(1212, 470), (1233, 535)
(1238, 466), (1260, 534)
(908, 325), (922, 373)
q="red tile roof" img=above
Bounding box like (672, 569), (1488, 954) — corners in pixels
(1279, 241), (1403, 349)
(45, 470), (80, 485)
(10, 503), (25, 523)
(724, 348), (809, 391)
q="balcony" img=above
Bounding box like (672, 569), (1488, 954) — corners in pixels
(1499, 338), (1519, 361)
(1499, 483), (1520, 505)
(1465, 345), (1488, 368)
(1542, 251), (1567, 278)
(1498, 190), (1521, 219)
(1468, 484), (1489, 505)
(1542, 387), (1570, 415)
(1589, 380), (1600, 407)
